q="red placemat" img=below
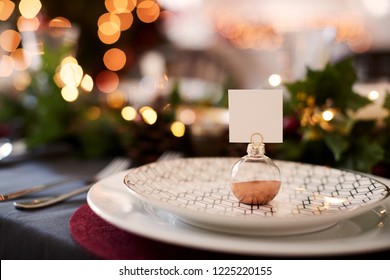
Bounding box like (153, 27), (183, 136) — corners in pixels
(69, 203), (245, 260)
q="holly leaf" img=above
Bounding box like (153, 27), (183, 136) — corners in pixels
(345, 90), (371, 112)
(324, 133), (350, 162)
(341, 138), (384, 173)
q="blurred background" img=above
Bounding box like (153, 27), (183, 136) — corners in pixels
(0, 0), (389, 176)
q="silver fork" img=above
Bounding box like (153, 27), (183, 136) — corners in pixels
(13, 157), (131, 209)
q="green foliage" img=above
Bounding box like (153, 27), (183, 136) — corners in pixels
(282, 58), (389, 174)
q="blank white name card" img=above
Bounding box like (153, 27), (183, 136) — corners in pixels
(228, 89), (283, 143)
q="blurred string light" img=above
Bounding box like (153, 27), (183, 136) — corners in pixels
(121, 105), (137, 121)
(139, 106), (157, 125)
(178, 108), (196, 125)
(55, 56), (94, 102)
(18, 0), (42, 19)
(368, 90), (380, 101)
(86, 106), (101, 120)
(96, 70), (119, 93)
(0, 29), (21, 52)
(103, 48), (127, 71)
(268, 74), (282, 87)
(106, 90), (126, 108)
(170, 121), (185, 137)
(1, 2), (93, 103)
(321, 109), (335, 122)
(97, 0), (163, 122)
(215, 15), (283, 50)
(17, 16), (40, 31)
(0, 0), (15, 21)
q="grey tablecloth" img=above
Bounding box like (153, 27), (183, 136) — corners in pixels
(1, 155), (390, 260)
(0, 155), (111, 259)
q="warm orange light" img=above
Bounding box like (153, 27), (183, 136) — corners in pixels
(117, 12), (133, 31)
(137, 0), (160, 23)
(53, 72), (65, 88)
(49, 17), (72, 28)
(98, 13), (121, 30)
(140, 106), (158, 125)
(178, 108), (196, 125)
(0, 55), (14, 77)
(170, 121), (185, 137)
(18, 0), (42, 19)
(86, 106), (101, 120)
(61, 85), (79, 102)
(60, 59), (83, 87)
(96, 70), (119, 93)
(121, 106), (137, 121)
(98, 28), (121, 45)
(368, 90), (380, 101)
(0, 29), (21, 52)
(17, 16), (40, 31)
(107, 90), (125, 108)
(61, 56), (78, 67)
(0, 0), (15, 21)
(80, 74), (94, 92)
(12, 71), (31, 91)
(105, 0), (136, 13)
(10, 48), (31, 71)
(99, 20), (121, 36)
(322, 110), (335, 121)
(103, 48), (127, 71)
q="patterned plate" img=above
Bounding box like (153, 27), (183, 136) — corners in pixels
(124, 158), (390, 235)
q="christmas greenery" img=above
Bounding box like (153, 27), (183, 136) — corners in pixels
(280, 58), (390, 176)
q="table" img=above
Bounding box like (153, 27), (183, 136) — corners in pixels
(1, 155), (390, 260)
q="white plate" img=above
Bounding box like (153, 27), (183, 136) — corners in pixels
(123, 158), (389, 235)
(88, 169), (390, 257)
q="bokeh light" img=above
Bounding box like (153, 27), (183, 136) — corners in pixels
(61, 85), (79, 102)
(105, 0), (137, 13)
(121, 106), (137, 121)
(12, 71), (31, 91)
(268, 74), (282, 87)
(0, 0), (15, 21)
(17, 16), (40, 32)
(98, 28), (121, 45)
(48, 17), (72, 36)
(10, 48), (31, 71)
(0, 55), (14, 77)
(96, 70), (119, 93)
(106, 90), (125, 108)
(368, 90), (380, 101)
(0, 29), (21, 52)
(140, 106), (157, 124)
(60, 59), (83, 87)
(18, 0), (42, 19)
(322, 110), (335, 121)
(80, 74), (94, 92)
(170, 121), (185, 137)
(137, 0), (160, 23)
(86, 106), (101, 120)
(178, 108), (196, 125)
(117, 12), (134, 31)
(103, 48), (127, 71)
(49, 17), (72, 28)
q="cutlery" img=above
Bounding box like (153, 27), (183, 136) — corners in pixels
(13, 151), (182, 209)
(13, 157), (131, 209)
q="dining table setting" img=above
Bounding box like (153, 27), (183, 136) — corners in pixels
(1, 144), (390, 260)
(1, 0), (390, 268)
